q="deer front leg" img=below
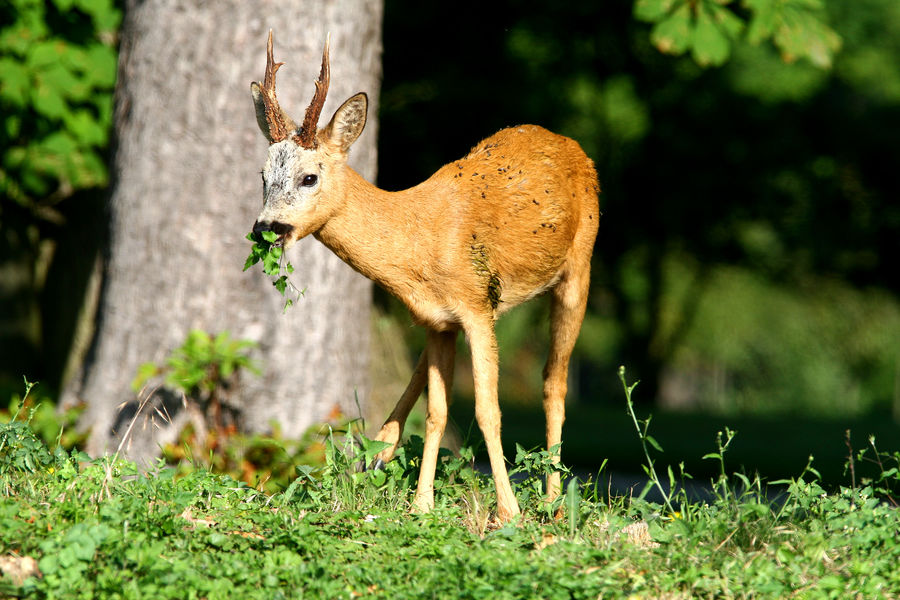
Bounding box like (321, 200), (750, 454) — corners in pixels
(411, 330), (456, 514)
(468, 321), (520, 523)
(374, 351), (428, 466)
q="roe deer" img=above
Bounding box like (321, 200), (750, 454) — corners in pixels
(250, 31), (599, 522)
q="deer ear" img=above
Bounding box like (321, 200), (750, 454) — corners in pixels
(324, 93), (367, 152)
(251, 82), (275, 142)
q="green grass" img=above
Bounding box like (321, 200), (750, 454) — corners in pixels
(2, 395), (900, 599)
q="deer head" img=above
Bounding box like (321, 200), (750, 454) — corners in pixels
(250, 31), (368, 247)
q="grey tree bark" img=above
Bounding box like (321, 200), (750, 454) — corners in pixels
(63, 0), (383, 460)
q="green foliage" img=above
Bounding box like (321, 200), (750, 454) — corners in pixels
(847, 433), (900, 506)
(659, 262), (900, 416)
(619, 366), (677, 514)
(2, 407), (900, 597)
(1, 378), (86, 451)
(132, 330), (260, 480)
(133, 330), (258, 398)
(243, 231), (304, 311)
(634, 0), (841, 68)
(0, 380), (85, 491)
(0, 0), (121, 206)
(831, 0), (900, 104)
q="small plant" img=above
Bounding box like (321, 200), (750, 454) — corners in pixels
(243, 231), (304, 311)
(133, 330), (259, 464)
(509, 442), (581, 520)
(2, 378), (86, 452)
(0, 381), (55, 480)
(279, 424), (420, 512)
(619, 365), (678, 515)
(0, 379), (85, 490)
(846, 432), (900, 507)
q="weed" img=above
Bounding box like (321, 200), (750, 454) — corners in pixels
(1, 378), (86, 452)
(619, 365), (679, 515)
(132, 330), (260, 474)
(847, 431), (900, 506)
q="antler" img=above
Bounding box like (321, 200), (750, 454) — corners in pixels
(297, 35), (330, 149)
(251, 30), (295, 144)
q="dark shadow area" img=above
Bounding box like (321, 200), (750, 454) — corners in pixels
(451, 399), (899, 489)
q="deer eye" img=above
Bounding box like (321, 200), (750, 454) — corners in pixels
(301, 174), (318, 187)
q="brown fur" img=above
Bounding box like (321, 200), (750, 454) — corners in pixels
(252, 35), (599, 522)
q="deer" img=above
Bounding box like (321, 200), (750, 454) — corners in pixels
(250, 31), (599, 523)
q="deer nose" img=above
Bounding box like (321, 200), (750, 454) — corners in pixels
(252, 220), (269, 236)
(252, 220), (294, 237)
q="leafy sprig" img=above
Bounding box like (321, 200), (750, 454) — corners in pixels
(243, 231), (304, 311)
(634, 0), (841, 68)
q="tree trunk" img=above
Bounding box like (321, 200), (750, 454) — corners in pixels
(63, 0), (383, 460)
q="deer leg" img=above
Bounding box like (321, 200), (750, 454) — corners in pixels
(468, 321), (520, 522)
(543, 269), (591, 503)
(374, 350), (428, 465)
(411, 330), (456, 513)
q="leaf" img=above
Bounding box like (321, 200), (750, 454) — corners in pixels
(691, 4), (733, 66)
(746, 0), (841, 68)
(634, 0), (680, 22)
(37, 554), (59, 576)
(367, 469), (387, 486)
(273, 276), (288, 295)
(31, 82), (67, 120)
(773, 7), (841, 68)
(0, 58), (29, 106)
(566, 477), (580, 537)
(69, 150), (108, 188)
(645, 434), (664, 453)
(363, 440), (392, 464)
(745, 0), (777, 44)
(62, 109), (106, 146)
(650, 3), (693, 55)
(40, 131), (79, 156)
(42, 61), (83, 100)
(26, 41), (66, 69)
(83, 43), (118, 87)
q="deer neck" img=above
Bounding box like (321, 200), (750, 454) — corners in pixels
(313, 167), (432, 298)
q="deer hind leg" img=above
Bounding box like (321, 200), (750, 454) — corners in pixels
(374, 350), (428, 466)
(411, 329), (457, 513)
(468, 319), (521, 522)
(543, 266), (591, 503)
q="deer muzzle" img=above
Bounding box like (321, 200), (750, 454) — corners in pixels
(252, 220), (294, 242)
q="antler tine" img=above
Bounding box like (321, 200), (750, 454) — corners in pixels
(254, 30), (292, 143)
(296, 35), (331, 149)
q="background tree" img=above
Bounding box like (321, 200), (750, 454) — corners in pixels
(0, 0), (119, 393)
(61, 0), (383, 458)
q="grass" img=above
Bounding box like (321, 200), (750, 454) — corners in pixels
(2, 376), (900, 598)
